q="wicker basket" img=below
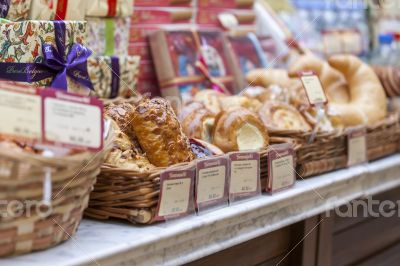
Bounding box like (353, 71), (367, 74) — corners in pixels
(86, 150), (270, 225)
(0, 138), (111, 256)
(367, 113), (400, 161)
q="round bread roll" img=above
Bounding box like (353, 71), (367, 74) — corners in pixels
(241, 85), (289, 103)
(258, 102), (311, 132)
(213, 108), (269, 152)
(328, 55), (387, 125)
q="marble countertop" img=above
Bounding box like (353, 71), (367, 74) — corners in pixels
(3, 155), (400, 266)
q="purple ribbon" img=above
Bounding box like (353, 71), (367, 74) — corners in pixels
(0, 21), (93, 91)
(0, 0), (10, 18)
(110, 56), (120, 98)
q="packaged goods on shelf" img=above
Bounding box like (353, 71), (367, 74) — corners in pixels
(86, 0), (133, 17)
(149, 29), (239, 102)
(0, 20), (91, 95)
(89, 55), (140, 99)
(197, 8), (256, 27)
(29, 0), (86, 20)
(87, 17), (130, 56)
(135, 0), (192, 7)
(132, 7), (194, 24)
(198, 0), (254, 9)
(0, 0), (31, 21)
(128, 42), (152, 61)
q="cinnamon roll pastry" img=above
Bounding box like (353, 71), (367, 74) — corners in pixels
(213, 108), (269, 152)
(258, 102), (311, 132)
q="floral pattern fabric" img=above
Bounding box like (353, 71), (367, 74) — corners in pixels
(89, 55), (140, 99)
(3, 0), (31, 21)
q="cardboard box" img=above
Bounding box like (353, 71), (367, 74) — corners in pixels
(86, 0), (133, 17)
(87, 17), (130, 56)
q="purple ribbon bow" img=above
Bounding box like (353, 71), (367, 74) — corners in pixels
(0, 21), (93, 91)
(0, 0), (10, 18)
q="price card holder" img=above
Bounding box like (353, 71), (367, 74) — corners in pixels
(299, 72), (328, 143)
(347, 126), (368, 167)
(42, 90), (104, 152)
(0, 82), (104, 152)
(267, 144), (296, 193)
(195, 156), (229, 214)
(154, 164), (195, 222)
(228, 151), (261, 203)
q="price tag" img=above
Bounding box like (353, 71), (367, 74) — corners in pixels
(42, 90), (103, 151)
(0, 81), (104, 151)
(218, 13), (239, 29)
(228, 152), (260, 202)
(156, 166), (195, 220)
(300, 72), (328, 106)
(267, 144), (295, 193)
(347, 127), (367, 166)
(0, 86), (41, 140)
(196, 156), (228, 211)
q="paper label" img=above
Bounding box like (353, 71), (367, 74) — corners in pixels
(196, 157), (228, 209)
(156, 167), (194, 219)
(0, 82), (104, 151)
(300, 73), (327, 105)
(0, 88), (41, 140)
(347, 127), (367, 166)
(228, 152), (260, 200)
(267, 144), (295, 192)
(218, 13), (239, 29)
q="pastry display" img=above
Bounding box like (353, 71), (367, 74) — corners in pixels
(131, 98), (195, 167)
(179, 102), (216, 143)
(190, 139), (224, 159)
(193, 89), (225, 114)
(241, 85), (289, 103)
(373, 66), (400, 97)
(213, 108), (269, 152)
(258, 102), (311, 132)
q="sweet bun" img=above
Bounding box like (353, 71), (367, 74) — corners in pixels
(131, 98), (195, 167)
(246, 69), (298, 89)
(180, 106), (216, 143)
(258, 102), (311, 132)
(241, 85), (289, 103)
(328, 55), (387, 125)
(219, 95), (262, 112)
(213, 108), (269, 152)
(194, 89), (225, 114)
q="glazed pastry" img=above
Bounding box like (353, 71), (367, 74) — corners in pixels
(131, 98), (195, 167)
(105, 120), (154, 172)
(213, 108), (269, 152)
(258, 102), (311, 132)
(105, 103), (136, 138)
(193, 89), (225, 114)
(219, 95), (262, 112)
(241, 85), (289, 103)
(181, 108), (216, 143)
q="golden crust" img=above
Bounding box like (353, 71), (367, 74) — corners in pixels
(131, 98), (195, 167)
(213, 108), (269, 152)
(258, 102), (311, 132)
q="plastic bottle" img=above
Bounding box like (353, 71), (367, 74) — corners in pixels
(370, 34), (394, 66)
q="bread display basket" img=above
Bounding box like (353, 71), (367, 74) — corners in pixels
(0, 133), (113, 257)
(85, 148), (270, 225)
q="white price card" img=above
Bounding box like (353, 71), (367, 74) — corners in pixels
(300, 72), (328, 105)
(267, 144), (295, 193)
(0, 81), (104, 152)
(347, 127), (367, 166)
(228, 152), (260, 202)
(0, 86), (41, 140)
(196, 156), (228, 210)
(156, 167), (194, 220)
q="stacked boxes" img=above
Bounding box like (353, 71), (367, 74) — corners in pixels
(129, 0), (194, 97)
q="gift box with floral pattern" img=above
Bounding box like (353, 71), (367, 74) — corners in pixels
(87, 17), (130, 56)
(86, 0), (133, 18)
(88, 55), (140, 99)
(0, 20), (93, 95)
(1, 0), (31, 21)
(29, 0), (87, 20)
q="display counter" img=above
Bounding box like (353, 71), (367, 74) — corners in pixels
(3, 155), (400, 266)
